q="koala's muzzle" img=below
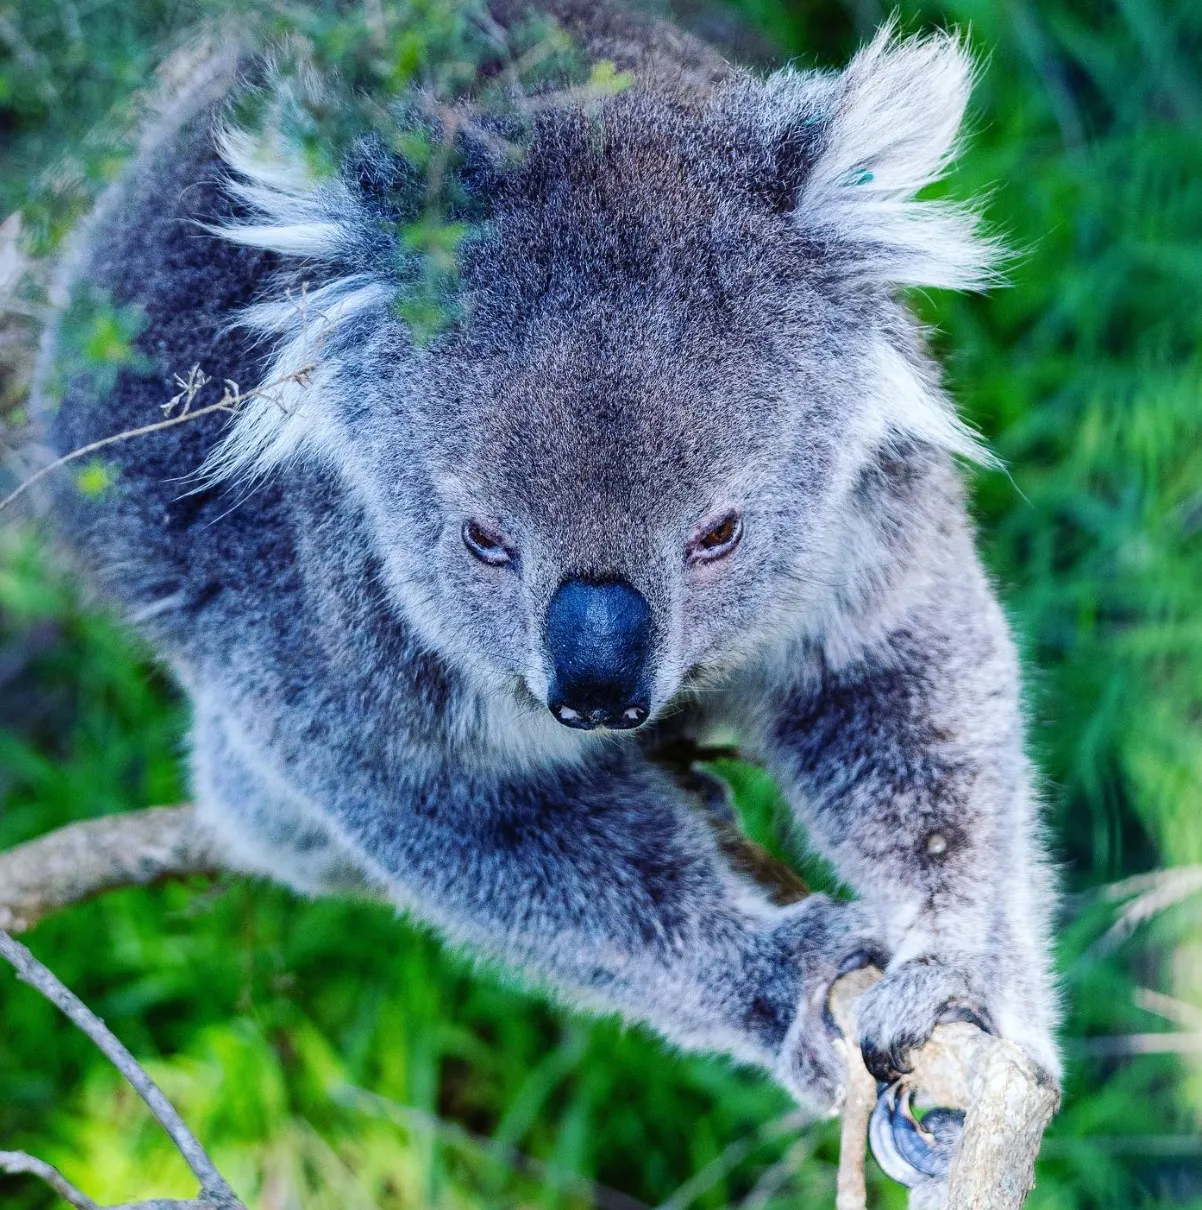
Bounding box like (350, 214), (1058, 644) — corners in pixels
(545, 578), (652, 730)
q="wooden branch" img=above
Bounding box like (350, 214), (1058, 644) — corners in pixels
(828, 972), (1060, 1210)
(829, 966), (883, 1210)
(0, 1149), (101, 1209)
(0, 806), (223, 933)
(0, 1150), (207, 1209)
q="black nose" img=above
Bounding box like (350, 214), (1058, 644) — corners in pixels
(545, 577), (652, 730)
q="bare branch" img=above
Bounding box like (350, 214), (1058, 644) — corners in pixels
(829, 966), (881, 1210)
(0, 806), (223, 933)
(0, 1147), (223, 1210)
(0, 931), (245, 1208)
(0, 809), (1059, 1210)
(0, 1150), (99, 1210)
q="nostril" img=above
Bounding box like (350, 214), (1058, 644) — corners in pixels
(553, 703), (595, 729)
(548, 698), (649, 731)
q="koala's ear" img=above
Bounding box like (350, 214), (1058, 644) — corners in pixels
(763, 23), (1000, 291)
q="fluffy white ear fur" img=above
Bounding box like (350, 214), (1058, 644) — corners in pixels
(771, 22), (1002, 291)
(197, 127), (391, 487)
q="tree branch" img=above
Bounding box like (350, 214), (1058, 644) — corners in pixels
(829, 966), (882, 1210)
(0, 1150), (211, 1210)
(0, 1150), (100, 1209)
(0, 931), (245, 1209)
(0, 806), (223, 933)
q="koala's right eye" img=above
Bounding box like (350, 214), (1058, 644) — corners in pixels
(462, 520), (513, 567)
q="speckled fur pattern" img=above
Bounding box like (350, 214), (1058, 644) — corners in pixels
(33, 0), (1058, 1126)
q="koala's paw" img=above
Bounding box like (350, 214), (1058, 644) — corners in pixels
(854, 955), (993, 1085)
(774, 896), (890, 1113)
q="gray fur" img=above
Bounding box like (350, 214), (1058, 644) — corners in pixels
(33, 0), (1058, 1136)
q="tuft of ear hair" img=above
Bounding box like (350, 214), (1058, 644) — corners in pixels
(767, 21), (1003, 292)
(196, 127), (393, 487)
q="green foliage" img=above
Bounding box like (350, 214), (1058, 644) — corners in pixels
(40, 286), (149, 405)
(2, 0), (1201, 1207)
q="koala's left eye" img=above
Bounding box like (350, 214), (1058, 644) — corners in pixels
(688, 511), (743, 564)
(463, 520), (513, 567)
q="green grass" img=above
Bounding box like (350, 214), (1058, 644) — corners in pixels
(2, 0), (1201, 1206)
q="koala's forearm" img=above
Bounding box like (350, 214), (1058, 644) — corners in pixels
(760, 551), (1058, 1073)
(246, 737), (830, 1079)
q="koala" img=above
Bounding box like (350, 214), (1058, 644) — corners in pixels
(32, 0), (1058, 1191)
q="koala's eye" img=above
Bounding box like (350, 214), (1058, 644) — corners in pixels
(688, 511), (743, 564)
(462, 520), (513, 567)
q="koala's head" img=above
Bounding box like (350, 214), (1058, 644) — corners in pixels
(209, 25), (997, 734)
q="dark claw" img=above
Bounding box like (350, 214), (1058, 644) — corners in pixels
(868, 1084), (964, 1187)
(860, 997), (991, 1083)
(937, 1001), (996, 1035)
(836, 945), (890, 980)
(860, 1031), (918, 1084)
(823, 946), (891, 1036)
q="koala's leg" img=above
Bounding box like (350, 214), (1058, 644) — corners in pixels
(756, 560), (1059, 1089)
(191, 712), (372, 897)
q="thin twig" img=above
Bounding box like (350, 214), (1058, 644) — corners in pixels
(0, 365), (313, 513)
(0, 1147), (217, 1210)
(0, 398), (234, 512)
(0, 1150), (99, 1210)
(0, 931), (245, 1209)
(829, 967), (881, 1210)
(0, 1150), (210, 1209)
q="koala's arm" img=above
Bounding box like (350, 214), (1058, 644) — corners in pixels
(217, 710), (879, 1110)
(755, 476), (1059, 1082)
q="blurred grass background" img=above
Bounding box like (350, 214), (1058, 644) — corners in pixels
(1, 0), (1201, 1206)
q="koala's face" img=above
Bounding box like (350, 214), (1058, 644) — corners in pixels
(381, 100), (863, 732)
(411, 315), (822, 732)
(213, 33), (990, 733)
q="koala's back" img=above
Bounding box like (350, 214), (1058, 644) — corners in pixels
(39, 102), (296, 661)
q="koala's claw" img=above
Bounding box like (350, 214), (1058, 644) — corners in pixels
(836, 945), (891, 980)
(868, 1082), (963, 1187)
(936, 1000), (996, 1034)
(821, 945), (891, 1037)
(860, 1030), (921, 1084)
(776, 898), (891, 1111)
(854, 956), (993, 1085)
